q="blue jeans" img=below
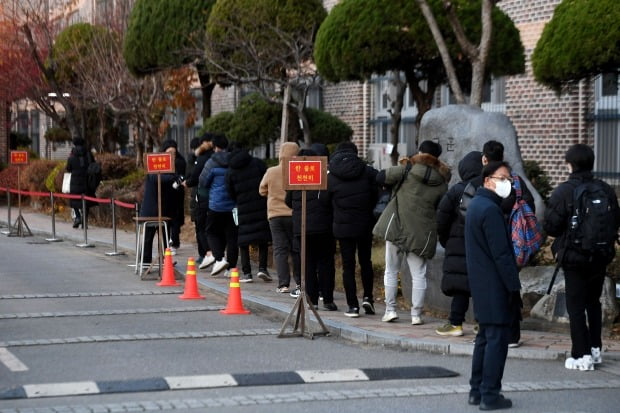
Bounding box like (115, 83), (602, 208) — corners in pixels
(268, 216), (300, 288)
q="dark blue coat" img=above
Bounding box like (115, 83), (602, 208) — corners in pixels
(139, 174), (177, 218)
(198, 151), (235, 212)
(465, 187), (521, 325)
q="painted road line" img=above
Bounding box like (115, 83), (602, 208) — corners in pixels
(166, 374), (238, 389)
(0, 348), (28, 372)
(0, 306), (221, 319)
(297, 368), (368, 383)
(0, 290), (184, 299)
(23, 381), (99, 398)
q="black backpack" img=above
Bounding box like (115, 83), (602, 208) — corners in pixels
(567, 179), (618, 259)
(458, 181), (477, 218)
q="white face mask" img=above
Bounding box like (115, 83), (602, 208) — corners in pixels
(494, 179), (512, 199)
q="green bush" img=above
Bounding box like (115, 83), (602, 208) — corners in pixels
(523, 160), (553, 201)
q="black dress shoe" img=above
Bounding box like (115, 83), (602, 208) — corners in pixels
(468, 395), (481, 405)
(72, 217), (81, 228)
(479, 397), (512, 411)
(323, 302), (338, 311)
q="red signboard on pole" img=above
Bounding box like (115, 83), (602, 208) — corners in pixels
(283, 156), (327, 191)
(10, 151), (29, 165)
(145, 153), (174, 174)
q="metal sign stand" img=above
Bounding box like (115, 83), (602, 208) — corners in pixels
(278, 156), (330, 339)
(8, 166), (32, 237)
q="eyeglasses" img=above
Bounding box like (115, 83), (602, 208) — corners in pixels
(489, 175), (513, 183)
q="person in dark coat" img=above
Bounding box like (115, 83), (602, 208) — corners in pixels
(226, 142), (272, 283)
(543, 144), (620, 370)
(199, 135), (237, 276)
(327, 141), (378, 315)
(285, 148), (335, 304)
(465, 161), (521, 411)
(139, 171), (177, 266)
(66, 137), (96, 228)
(161, 139), (186, 255)
(466, 140), (535, 347)
(435, 150), (482, 337)
(183, 133), (215, 268)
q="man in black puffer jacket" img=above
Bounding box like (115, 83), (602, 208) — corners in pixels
(327, 141), (379, 317)
(435, 150), (483, 337)
(226, 143), (272, 283)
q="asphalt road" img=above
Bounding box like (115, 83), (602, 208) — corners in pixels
(1, 234), (620, 412)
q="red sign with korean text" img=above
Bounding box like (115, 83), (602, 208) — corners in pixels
(145, 153), (174, 173)
(10, 151), (29, 165)
(283, 156), (327, 190)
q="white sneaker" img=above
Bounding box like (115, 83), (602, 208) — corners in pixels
(591, 347), (602, 364)
(565, 356), (594, 371)
(381, 311), (399, 323)
(210, 259), (228, 276)
(411, 316), (424, 325)
(169, 247), (177, 256)
(199, 255), (215, 269)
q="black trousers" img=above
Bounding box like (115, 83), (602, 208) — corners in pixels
(339, 233), (374, 308)
(470, 323), (511, 405)
(193, 201), (210, 258)
(293, 233), (335, 304)
(239, 242), (268, 276)
(564, 261), (606, 358)
(206, 210), (238, 267)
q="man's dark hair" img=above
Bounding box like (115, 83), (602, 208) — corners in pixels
(199, 132), (215, 144)
(212, 134), (228, 150)
(419, 140), (442, 158)
(298, 148), (317, 157)
(189, 137), (200, 150)
(483, 140), (504, 162)
(482, 161), (511, 179)
(565, 143), (594, 172)
(336, 140), (358, 154)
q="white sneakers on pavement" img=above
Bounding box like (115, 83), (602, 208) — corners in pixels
(411, 316), (424, 325)
(210, 259), (228, 276)
(381, 310), (398, 323)
(591, 347), (602, 364)
(565, 355), (594, 371)
(199, 255), (215, 269)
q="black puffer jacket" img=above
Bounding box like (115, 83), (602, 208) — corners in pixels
(327, 149), (379, 239)
(66, 145), (95, 209)
(226, 149), (271, 246)
(285, 189), (332, 237)
(543, 170), (620, 266)
(436, 151), (482, 296)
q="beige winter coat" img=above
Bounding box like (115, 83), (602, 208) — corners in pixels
(259, 142), (300, 219)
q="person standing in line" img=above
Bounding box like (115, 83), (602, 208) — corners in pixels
(184, 133), (215, 268)
(199, 135), (237, 276)
(373, 140), (450, 325)
(327, 141), (378, 317)
(66, 137), (95, 228)
(543, 144), (620, 371)
(285, 148), (336, 305)
(160, 140), (186, 256)
(435, 150), (483, 337)
(465, 161), (521, 411)
(226, 142), (272, 283)
(259, 142), (302, 295)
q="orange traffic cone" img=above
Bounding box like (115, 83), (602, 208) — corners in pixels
(179, 257), (205, 300)
(220, 268), (250, 315)
(157, 248), (180, 287)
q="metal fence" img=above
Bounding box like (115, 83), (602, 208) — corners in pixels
(592, 73), (620, 189)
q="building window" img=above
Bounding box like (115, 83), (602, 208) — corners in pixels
(602, 73), (619, 97)
(30, 111), (39, 154)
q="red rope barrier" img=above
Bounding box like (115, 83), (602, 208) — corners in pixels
(0, 187), (137, 209)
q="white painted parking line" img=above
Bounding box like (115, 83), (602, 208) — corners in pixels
(0, 347), (28, 372)
(24, 381), (99, 398)
(296, 368), (369, 383)
(166, 374), (238, 389)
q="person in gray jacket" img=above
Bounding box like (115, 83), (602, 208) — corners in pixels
(373, 140), (450, 325)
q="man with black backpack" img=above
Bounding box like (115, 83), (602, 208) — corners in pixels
(544, 144), (620, 371)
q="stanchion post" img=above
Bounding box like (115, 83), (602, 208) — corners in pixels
(0, 189), (10, 235)
(45, 191), (62, 242)
(76, 195), (94, 248)
(105, 198), (125, 256)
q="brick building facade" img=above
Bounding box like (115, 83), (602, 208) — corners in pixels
(0, 99), (7, 165)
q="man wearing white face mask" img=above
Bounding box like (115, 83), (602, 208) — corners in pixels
(464, 161), (521, 411)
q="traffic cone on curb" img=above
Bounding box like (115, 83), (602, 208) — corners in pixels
(157, 248), (180, 287)
(220, 268), (250, 315)
(179, 257), (205, 300)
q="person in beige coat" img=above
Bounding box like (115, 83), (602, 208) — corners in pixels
(259, 142), (301, 295)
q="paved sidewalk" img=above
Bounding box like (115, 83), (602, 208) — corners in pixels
(2, 205), (619, 362)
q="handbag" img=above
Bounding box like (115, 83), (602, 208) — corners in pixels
(62, 172), (72, 194)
